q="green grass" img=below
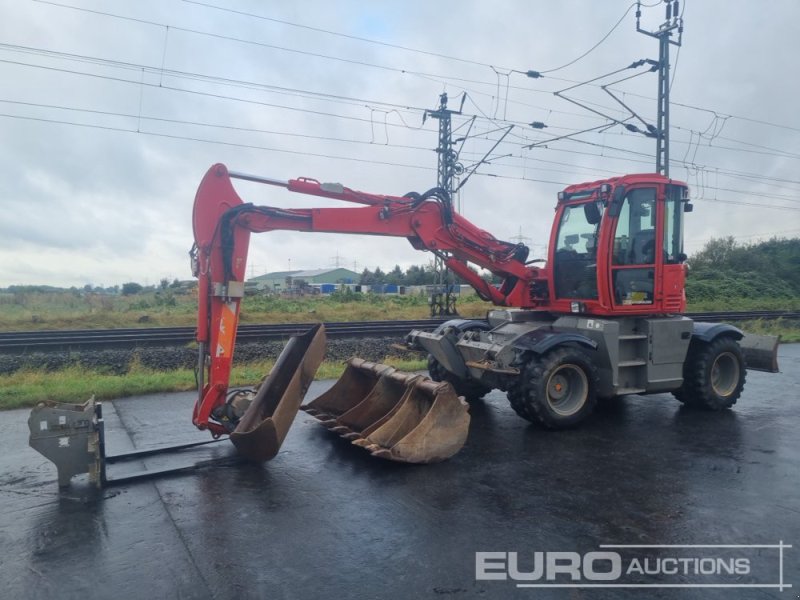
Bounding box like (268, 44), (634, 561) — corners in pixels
(0, 357), (427, 410)
(0, 290), (493, 331)
(735, 318), (800, 343)
(3, 287), (797, 332)
(686, 297), (800, 312)
(1, 288), (796, 411)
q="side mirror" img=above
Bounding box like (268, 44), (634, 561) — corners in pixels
(583, 201), (601, 225)
(684, 202), (694, 213)
(608, 185), (626, 217)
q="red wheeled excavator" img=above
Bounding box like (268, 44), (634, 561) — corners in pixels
(189, 164), (778, 458)
(29, 163), (780, 486)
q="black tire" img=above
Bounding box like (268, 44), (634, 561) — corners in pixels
(506, 383), (533, 421)
(512, 347), (599, 429)
(674, 336), (746, 410)
(427, 354), (491, 402)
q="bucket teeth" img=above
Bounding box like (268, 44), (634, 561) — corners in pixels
(370, 448), (393, 460)
(301, 358), (470, 463)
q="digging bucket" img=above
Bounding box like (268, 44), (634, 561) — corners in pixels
(230, 323), (326, 462)
(352, 379), (470, 463)
(302, 359), (470, 463)
(301, 358), (394, 423)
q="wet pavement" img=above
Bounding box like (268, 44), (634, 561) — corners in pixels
(1, 345), (798, 599)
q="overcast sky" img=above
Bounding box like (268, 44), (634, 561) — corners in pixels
(1, 0), (798, 287)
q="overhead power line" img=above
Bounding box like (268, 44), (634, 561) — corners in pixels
(29, 0), (800, 138)
(179, 0), (503, 71)
(2, 110), (799, 212)
(0, 111), (436, 171)
(0, 57), (433, 134)
(5, 9), (799, 210)
(0, 42), (613, 138)
(34, 0), (800, 137)
(535, 2), (658, 74)
(29, 0), (541, 97)
(0, 98), (435, 151)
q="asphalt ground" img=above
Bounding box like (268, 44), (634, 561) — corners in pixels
(1, 345), (798, 600)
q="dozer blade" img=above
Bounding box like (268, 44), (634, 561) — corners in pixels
(301, 358), (470, 463)
(740, 333), (781, 373)
(230, 323), (326, 462)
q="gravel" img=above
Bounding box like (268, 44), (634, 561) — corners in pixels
(0, 336), (410, 375)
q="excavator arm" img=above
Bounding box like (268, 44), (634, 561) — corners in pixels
(191, 163), (539, 435)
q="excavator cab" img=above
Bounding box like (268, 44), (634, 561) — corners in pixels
(549, 174), (688, 316)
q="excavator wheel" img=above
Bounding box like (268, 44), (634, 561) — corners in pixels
(513, 347), (599, 429)
(673, 336), (746, 410)
(505, 383), (535, 423)
(427, 355), (491, 403)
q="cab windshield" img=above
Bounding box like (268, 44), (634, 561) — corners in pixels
(553, 201), (603, 299)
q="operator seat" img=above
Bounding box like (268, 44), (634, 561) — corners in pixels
(614, 229), (655, 304)
(554, 248), (582, 297)
(629, 229), (655, 265)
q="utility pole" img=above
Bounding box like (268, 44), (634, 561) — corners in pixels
(636, 0), (683, 176)
(424, 92), (465, 317)
(510, 226), (532, 247)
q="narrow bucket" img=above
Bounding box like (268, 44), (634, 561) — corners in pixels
(740, 333), (780, 373)
(302, 359), (470, 463)
(230, 323), (326, 462)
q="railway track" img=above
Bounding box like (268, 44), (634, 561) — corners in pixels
(0, 311), (796, 353)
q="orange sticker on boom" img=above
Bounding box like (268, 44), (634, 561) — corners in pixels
(215, 301), (237, 357)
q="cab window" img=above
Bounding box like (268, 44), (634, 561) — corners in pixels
(611, 188), (656, 305)
(663, 185), (685, 263)
(553, 202), (602, 300)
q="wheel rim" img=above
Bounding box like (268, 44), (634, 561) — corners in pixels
(545, 364), (588, 416)
(711, 352), (740, 397)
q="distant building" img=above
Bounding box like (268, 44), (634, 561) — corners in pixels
(249, 267), (360, 291)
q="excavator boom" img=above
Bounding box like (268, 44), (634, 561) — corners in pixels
(191, 164), (505, 456)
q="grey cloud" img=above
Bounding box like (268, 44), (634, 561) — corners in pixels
(1, 0), (797, 286)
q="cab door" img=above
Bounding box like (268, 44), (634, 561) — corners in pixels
(607, 186), (661, 311)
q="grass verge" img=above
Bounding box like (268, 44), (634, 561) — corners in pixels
(1, 319), (794, 411)
(0, 357), (427, 411)
(736, 318), (800, 343)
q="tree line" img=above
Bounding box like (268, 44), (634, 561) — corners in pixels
(358, 263), (499, 286)
(686, 236), (800, 301)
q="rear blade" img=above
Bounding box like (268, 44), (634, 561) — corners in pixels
(740, 333), (780, 373)
(230, 323), (326, 462)
(302, 359), (470, 463)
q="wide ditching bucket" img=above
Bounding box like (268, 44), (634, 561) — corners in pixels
(301, 358), (470, 463)
(231, 323), (326, 462)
